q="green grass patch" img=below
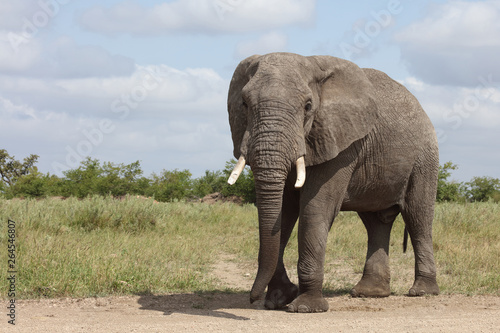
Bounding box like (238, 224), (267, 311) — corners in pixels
(433, 202), (500, 294)
(1, 197), (499, 298)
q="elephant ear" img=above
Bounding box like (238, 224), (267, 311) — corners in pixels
(228, 55), (260, 159)
(305, 56), (379, 166)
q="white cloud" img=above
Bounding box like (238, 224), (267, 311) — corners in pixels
(0, 95), (75, 159)
(397, 1), (500, 48)
(38, 37), (135, 78)
(0, 64), (227, 118)
(398, 76), (500, 180)
(0, 63), (231, 176)
(79, 0), (315, 35)
(0, 31), (42, 72)
(0, 35), (135, 79)
(0, 0), (74, 59)
(0, 0), (41, 30)
(234, 32), (288, 59)
(0, 96), (37, 120)
(395, 0), (500, 86)
(401, 76), (500, 130)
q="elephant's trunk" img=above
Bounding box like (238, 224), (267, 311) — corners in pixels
(228, 155), (305, 303)
(229, 102), (306, 303)
(249, 166), (287, 303)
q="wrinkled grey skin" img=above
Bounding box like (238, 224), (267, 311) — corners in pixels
(228, 53), (439, 313)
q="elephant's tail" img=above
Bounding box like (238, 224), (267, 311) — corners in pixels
(403, 227), (409, 253)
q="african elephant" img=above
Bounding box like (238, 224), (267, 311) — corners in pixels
(227, 52), (439, 313)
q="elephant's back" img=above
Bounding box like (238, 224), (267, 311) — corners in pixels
(342, 69), (439, 210)
(362, 68), (437, 151)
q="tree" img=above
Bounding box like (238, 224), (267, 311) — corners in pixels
(436, 161), (463, 202)
(62, 157), (102, 198)
(61, 157), (146, 198)
(8, 171), (48, 198)
(97, 160), (145, 196)
(463, 176), (500, 202)
(0, 149), (43, 198)
(192, 170), (226, 198)
(147, 169), (193, 202)
(0, 149), (39, 187)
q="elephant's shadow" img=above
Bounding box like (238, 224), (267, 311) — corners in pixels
(136, 291), (256, 321)
(136, 288), (352, 320)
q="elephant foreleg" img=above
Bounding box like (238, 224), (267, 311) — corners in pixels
(288, 158), (353, 313)
(288, 212), (331, 313)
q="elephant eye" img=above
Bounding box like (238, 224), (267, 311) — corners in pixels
(305, 101), (312, 112)
(242, 99), (248, 108)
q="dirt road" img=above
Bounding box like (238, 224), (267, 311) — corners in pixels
(6, 294), (500, 332)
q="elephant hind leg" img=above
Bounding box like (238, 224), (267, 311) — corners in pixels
(351, 209), (398, 298)
(401, 155), (440, 297)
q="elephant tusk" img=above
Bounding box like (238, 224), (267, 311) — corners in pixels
(227, 156), (246, 185)
(294, 156), (306, 188)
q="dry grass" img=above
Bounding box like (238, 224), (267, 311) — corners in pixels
(0, 197), (498, 298)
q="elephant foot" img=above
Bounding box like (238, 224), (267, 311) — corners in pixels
(408, 274), (439, 296)
(264, 282), (299, 310)
(287, 294), (329, 313)
(351, 274), (390, 298)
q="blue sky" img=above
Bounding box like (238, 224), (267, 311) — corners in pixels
(1, 0), (499, 182)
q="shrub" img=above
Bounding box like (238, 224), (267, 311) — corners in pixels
(436, 162), (464, 202)
(220, 159), (256, 204)
(61, 158), (146, 198)
(192, 170), (226, 198)
(462, 176), (500, 202)
(147, 169), (193, 202)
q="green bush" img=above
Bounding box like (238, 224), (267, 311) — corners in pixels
(2, 148), (497, 205)
(71, 196), (157, 232)
(492, 192), (500, 203)
(436, 162), (464, 202)
(8, 171), (47, 198)
(147, 169), (193, 202)
(191, 163), (256, 204)
(62, 158), (146, 198)
(462, 176), (500, 202)
(220, 159), (256, 204)
(192, 170), (226, 198)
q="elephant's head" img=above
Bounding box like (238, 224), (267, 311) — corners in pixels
(227, 52), (379, 302)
